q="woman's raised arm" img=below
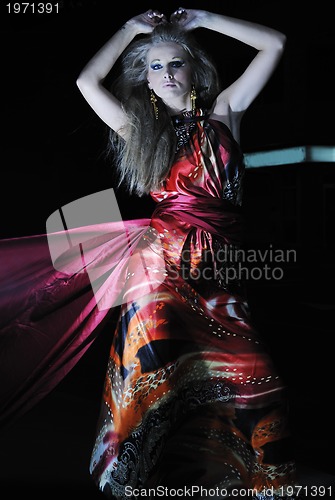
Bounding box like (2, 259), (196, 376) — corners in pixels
(171, 8), (286, 118)
(76, 10), (166, 134)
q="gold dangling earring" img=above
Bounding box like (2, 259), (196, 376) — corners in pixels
(190, 84), (197, 115)
(150, 89), (158, 120)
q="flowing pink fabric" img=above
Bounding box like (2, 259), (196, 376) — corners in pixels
(0, 196), (243, 428)
(0, 219), (152, 427)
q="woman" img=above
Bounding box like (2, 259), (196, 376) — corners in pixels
(0, 6), (298, 500)
(75, 7), (298, 500)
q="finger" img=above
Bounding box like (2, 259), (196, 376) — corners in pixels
(152, 10), (164, 18)
(176, 6), (186, 15)
(146, 10), (165, 23)
(170, 6), (187, 23)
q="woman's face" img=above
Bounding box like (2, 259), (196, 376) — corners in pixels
(147, 42), (192, 111)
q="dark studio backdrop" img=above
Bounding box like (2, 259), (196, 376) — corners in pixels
(0, 0), (334, 495)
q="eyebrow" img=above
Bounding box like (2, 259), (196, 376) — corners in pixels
(150, 57), (185, 63)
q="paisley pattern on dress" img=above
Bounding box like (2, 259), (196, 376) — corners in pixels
(89, 110), (297, 499)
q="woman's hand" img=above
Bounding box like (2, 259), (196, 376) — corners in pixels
(169, 7), (207, 31)
(128, 9), (167, 34)
(128, 8), (206, 34)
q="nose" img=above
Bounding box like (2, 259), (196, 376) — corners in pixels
(164, 72), (173, 80)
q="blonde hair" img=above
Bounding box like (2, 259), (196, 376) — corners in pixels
(107, 23), (221, 196)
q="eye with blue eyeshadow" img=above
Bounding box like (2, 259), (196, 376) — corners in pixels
(150, 60), (186, 71)
(151, 63), (163, 70)
(170, 60), (185, 68)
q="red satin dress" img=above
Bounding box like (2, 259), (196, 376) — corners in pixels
(88, 111), (298, 498)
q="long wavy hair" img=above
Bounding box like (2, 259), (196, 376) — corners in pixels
(107, 22), (221, 196)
